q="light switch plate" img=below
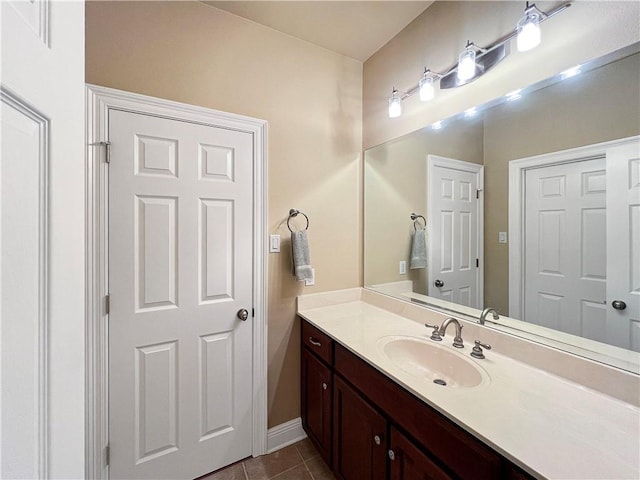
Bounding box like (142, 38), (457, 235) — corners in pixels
(269, 234), (281, 253)
(498, 232), (507, 244)
(399, 260), (407, 275)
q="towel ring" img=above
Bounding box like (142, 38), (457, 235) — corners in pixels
(288, 209), (309, 232)
(411, 213), (426, 231)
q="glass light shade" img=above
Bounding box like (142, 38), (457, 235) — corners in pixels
(516, 14), (541, 52)
(388, 95), (402, 118)
(457, 48), (476, 81)
(419, 75), (435, 102)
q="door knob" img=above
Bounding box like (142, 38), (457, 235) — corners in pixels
(237, 309), (249, 321)
(434, 279), (444, 288)
(612, 300), (627, 310)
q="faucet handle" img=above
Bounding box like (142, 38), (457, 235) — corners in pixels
(471, 340), (491, 359)
(424, 323), (443, 341)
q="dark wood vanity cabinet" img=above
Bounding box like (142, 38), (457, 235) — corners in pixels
(333, 375), (387, 480)
(389, 427), (452, 480)
(301, 321), (334, 466)
(300, 318), (536, 480)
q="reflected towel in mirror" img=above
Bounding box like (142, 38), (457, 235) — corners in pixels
(410, 229), (427, 269)
(291, 230), (313, 281)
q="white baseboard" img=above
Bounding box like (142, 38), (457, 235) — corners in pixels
(266, 417), (307, 453)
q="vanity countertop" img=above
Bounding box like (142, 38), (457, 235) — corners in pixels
(297, 290), (640, 480)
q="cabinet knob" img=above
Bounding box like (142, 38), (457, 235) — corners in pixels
(388, 449), (395, 461)
(374, 435), (381, 445)
(322, 382), (327, 390)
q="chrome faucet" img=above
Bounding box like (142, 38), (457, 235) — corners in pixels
(438, 318), (464, 348)
(479, 307), (499, 325)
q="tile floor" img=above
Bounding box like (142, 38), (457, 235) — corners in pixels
(199, 439), (335, 480)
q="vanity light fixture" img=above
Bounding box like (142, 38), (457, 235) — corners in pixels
(516, 2), (546, 52)
(388, 87), (402, 118)
(457, 41), (482, 82)
(419, 69), (438, 101)
(386, 1), (571, 119)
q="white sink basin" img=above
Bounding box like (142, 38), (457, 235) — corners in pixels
(377, 336), (490, 388)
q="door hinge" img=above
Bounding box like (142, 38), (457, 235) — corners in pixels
(94, 141), (112, 164)
(252, 308), (255, 318)
(476, 189), (480, 199)
(476, 258), (479, 268)
(105, 444), (110, 466)
(105, 294), (110, 315)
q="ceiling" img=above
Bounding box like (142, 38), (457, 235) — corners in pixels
(203, 1), (433, 62)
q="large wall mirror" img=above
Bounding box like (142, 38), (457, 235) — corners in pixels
(364, 43), (640, 373)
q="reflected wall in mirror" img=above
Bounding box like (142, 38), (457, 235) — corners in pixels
(364, 44), (640, 370)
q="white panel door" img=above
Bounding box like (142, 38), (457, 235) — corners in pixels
(428, 156), (482, 308)
(1, 1), (85, 478)
(606, 141), (640, 351)
(523, 158), (607, 339)
(108, 110), (254, 479)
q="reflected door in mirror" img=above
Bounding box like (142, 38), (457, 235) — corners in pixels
(428, 155), (483, 308)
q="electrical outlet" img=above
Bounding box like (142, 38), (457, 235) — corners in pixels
(305, 268), (315, 286)
(399, 260), (407, 275)
(269, 234), (280, 253)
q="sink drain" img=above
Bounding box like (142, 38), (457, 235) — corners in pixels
(433, 379), (447, 386)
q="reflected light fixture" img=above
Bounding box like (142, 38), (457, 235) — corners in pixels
(506, 89), (522, 101)
(431, 120), (443, 130)
(388, 88), (402, 118)
(464, 107), (478, 118)
(516, 2), (546, 52)
(561, 65), (582, 79)
(457, 42), (478, 82)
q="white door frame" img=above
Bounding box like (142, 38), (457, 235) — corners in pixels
(427, 155), (484, 308)
(508, 135), (639, 318)
(85, 85), (268, 479)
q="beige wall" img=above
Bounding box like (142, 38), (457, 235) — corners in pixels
(364, 1), (640, 149)
(86, 1), (362, 428)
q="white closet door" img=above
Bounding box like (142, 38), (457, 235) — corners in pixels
(1, 1), (85, 477)
(108, 110), (254, 479)
(523, 158), (607, 339)
(606, 141), (640, 351)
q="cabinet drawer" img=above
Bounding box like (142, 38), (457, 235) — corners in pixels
(335, 343), (502, 480)
(302, 319), (334, 365)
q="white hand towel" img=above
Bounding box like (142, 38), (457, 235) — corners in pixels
(291, 230), (313, 281)
(410, 229), (427, 269)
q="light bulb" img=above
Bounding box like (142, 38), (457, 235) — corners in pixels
(419, 74), (435, 102)
(516, 13), (541, 52)
(388, 89), (402, 118)
(457, 48), (476, 82)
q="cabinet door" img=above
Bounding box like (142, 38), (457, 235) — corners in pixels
(301, 347), (333, 465)
(389, 427), (452, 480)
(333, 375), (387, 480)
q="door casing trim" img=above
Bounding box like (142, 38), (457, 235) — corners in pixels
(508, 135), (639, 318)
(85, 85), (268, 479)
